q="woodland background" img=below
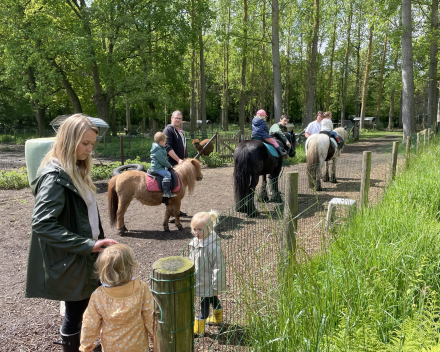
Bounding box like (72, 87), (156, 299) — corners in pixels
(0, 0), (437, 139)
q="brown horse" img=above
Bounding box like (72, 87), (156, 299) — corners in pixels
(108, 159), (203, 233)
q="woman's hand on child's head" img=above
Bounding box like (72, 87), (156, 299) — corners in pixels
(92, 239), (119, 252)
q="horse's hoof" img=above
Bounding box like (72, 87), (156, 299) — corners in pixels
(118, 230), (126, 236)
(177, 224), (183, 230)
(123, 225), (128, 232)
(169, 218), (176, 224)
(164, 226), (170, 232)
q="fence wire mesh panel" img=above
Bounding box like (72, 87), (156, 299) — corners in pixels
(179, 176), (285, 351)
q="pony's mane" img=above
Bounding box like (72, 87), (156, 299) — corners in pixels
(174, 158), (201, 194)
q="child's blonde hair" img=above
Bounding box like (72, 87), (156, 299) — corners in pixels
(39, 114), (98, 200)
(323, 111), (332, 119)
(191, 210), (219, 234)
(95, 244), (138, 287)
(154, 132), (167, 143)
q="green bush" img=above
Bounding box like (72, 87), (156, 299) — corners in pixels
(200, 152), (224, 168)
(91, 157), (151, 181)
(0, 167), (29, 189)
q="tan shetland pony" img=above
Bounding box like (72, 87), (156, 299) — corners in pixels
(108, 159), (203, 233)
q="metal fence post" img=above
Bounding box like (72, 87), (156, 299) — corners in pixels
(390, 141), (399, 181)
(151, 256), (194, 352)
(283, 172), (298, 262)
(360, 151), (372, 207)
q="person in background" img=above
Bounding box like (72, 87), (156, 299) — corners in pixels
(189, 211), (227, 335)
(163, 110), (188, 217)
(269, 114), (292, 151)
(26, 114), (118, 351)
(80, 244), (154, 352)
(252, 109), (286, 157)
(305, 111), (323, 138)
(150, 132), (177, 198)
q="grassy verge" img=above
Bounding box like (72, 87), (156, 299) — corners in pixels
(244, 136), (440, 350)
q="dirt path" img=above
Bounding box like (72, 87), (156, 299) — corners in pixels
(0, 134), (402, 351)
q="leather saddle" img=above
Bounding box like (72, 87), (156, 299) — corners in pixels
(146, 168), (180, 192)
(319, 131), (337, 161)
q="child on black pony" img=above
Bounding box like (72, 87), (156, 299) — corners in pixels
(251, 109), (286, 157)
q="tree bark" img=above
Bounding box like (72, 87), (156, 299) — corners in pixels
(355, 20), (361, 118)
(191, 49), (197, 137)
(360, 24), (374, 129)
(326, 17), (338, 111)
(401, 0), (416, 140)
(428, 0), (438, 127)
(27, 67), (45, 137)
(199, 29), (207, 137)
(340, 2), (353, 124)
(260, 2), (266, 109)
(221, 4), (230, 131)
(272, 0), (282, 123)
(375, 34), (387, 129)
(306, 0), (319, 125)
(239, 0), (248, 134)
(125, 95), (131, 131)
(388, 89), (395, 129)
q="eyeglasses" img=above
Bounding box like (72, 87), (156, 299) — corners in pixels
(173, 117), (182, 120)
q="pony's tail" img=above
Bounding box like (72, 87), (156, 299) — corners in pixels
(233, 148), (250, 203)
(307, 139), (320, 189)
(108, 176), (118, 227)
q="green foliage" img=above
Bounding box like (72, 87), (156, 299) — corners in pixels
(200, 152), (224, 168)
(244, 136), (440, 350)
(91, 157), (151, 181)
(0, 167), (29, 189)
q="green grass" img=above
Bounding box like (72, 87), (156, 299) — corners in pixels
(243, 135), (440, 351)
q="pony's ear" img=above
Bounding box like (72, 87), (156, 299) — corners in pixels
(190, 159), (200, 167)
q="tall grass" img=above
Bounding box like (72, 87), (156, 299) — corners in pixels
(244, 137), (440, 351)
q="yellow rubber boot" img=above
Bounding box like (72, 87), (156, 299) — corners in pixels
(194, 318), (206, 335)
(206, 309), (223, 325)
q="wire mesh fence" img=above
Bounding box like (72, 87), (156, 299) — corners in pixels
(174, 143), (405, 351)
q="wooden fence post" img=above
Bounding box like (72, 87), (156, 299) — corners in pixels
(405, 135), (411, 168)
(360, 151), (372, 207)
(151, 256), (194, 352)
(120, 135), (125, 165)
(215, 133), (219, 153)
(283, 172), (298, 262)
(416, 133), (420, 155)
(428, 128), (431, 145)
(390, 142), (399, 181)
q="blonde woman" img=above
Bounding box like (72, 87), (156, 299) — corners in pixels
(189, 211), (227, 335)
(26, 114), (118, 351)
(80, 244), (154, 352)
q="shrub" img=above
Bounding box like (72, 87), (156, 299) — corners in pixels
(0, 167), (29, 189)
(200, 152), (224, 168)
(91, 157), (151, 181)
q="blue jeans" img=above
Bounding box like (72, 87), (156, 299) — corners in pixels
(154, 169), (171, 180)
(328, 131), (339, 139)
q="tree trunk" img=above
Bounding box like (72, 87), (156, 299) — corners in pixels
(272, 0), (282, 123)
(375, 34), (387, 129)
(111, 96), (117, 136)
(249, 51), (255, 127)
(428, 0), (438, 127)
(260, 2), (266, 109)
(326, 17), (338, 111)
(199, 30), (207, 137)
(221, 5), (230, 131)
(401, 0), (416, 140)
(340, 2), (353, 124)
(125, 96), (131, 131)
(239, 0), (248, 134)
(355, 20), (361, 117)
(306, 0), (319, 125)
(399, 90), (403, 128)
(360, 24), (374, 129)
(284, 33), (291, 116)
(191, 49), (197, 137)
(388, 89), (395, 129)
(27, 67), (45, 137)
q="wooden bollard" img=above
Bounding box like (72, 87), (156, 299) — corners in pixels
(390, 141), (399, 181)
(360, 151), (372, 208)
(416, 133), (420, 155)
(151, 256), (194, 352)
(283, 172), (298, 262)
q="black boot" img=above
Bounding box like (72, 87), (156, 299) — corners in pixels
(55, 330), (81, 352)
(275, 146), (287, 157)
(162, 180), (176, 198)
(337, 137), (345, 149)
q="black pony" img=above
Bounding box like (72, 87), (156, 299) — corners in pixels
(233, 131), (296, 216)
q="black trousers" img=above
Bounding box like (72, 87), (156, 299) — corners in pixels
(61, 298), (90, 335)
(198, 296), (222, 320)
